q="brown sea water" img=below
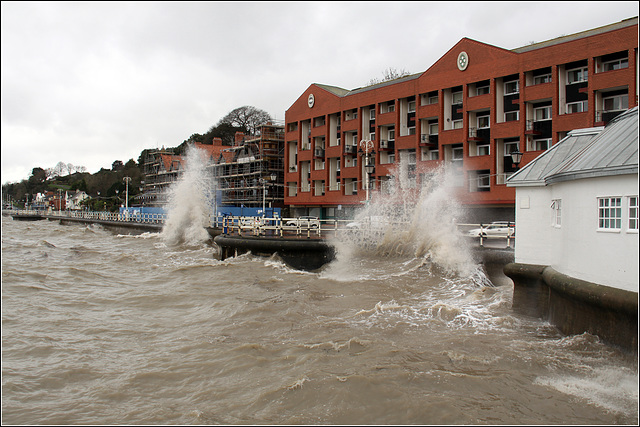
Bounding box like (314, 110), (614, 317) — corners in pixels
(2, 213), (638, 425)
(3, 149), (638, 424)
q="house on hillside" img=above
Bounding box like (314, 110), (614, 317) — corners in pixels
(66, 190), (89, 210)
(505, 107), (638, 352)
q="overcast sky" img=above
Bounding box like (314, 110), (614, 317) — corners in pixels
(2, 1), (638, 185)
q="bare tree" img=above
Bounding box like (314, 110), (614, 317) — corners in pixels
(367, 67), (411, 86)
(217, 106), (273, 136)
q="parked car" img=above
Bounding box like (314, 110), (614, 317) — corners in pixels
(467, 221), (515, 237)
(285, 216), (320, 229)
(239, 217), (263, 228)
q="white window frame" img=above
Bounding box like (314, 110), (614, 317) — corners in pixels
(533, 74), (552, 85)
(534, 106), (552, 121)
(628, 196), (638, 232)
(477, 144), (490, 156)
(452, 91), (463, 104)
(428, 123), (439, 135)
(408, 100), (416, 113)
(603, 94), (628, 112)
(504, 111), (519, 122)
(551, 199), (562, 227)
(598, 197), (622, 231)
(504, 80), (519, 95)
(429, 150), (439, 161)
(369, 109), (375, 120)
(504, 141), (520, 156)
(477, 115), (490, 129)
(602, 58), (628, 72)
(534, 138), (552, 151)
(477, 173), (490, 191)
(567, 67), (588, 84)
(452, 146), (464, 161)
(476, 85), (490, 96)
(388, 129), (395, 141)
(452, 119), (463, 129)
(566, 100), (588, 114)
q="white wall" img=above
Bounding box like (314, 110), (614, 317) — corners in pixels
(515, 174), (638, 292)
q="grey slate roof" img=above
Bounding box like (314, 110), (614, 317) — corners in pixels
(507, 107), (639, 187)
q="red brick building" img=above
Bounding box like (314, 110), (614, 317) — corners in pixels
(284, 17), (638, 222)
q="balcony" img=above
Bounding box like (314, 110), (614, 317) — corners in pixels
(379, 139), (395, 151)
(419, 134), (438, 147)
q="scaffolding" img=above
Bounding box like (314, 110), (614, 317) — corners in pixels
(210, 123), (285, 209)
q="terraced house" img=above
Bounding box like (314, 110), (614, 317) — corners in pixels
(284, 17), (638, 222)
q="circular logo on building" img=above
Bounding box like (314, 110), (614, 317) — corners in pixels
(457, 51), (469, 71)
(308, 93), (315, 108)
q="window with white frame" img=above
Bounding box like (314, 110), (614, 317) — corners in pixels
(428, 123), (438, 135)
(504, 80), (519, 95)
(533, 74), (552, 85)
(477, 115), (490, 129)
(567, 67), (588, 84)
(603, 94), (628, 112)
(476, 84), (490, 96)
(534, 106), (552, 121)
(408, 100), (416, 113)
(551, 199), (561, 227)
(388, 129), (395, 141)
(534, 138), (552, 151)
(369, 109), (375, 120)
(477, 143), (490, 156)
(505, 111), (519, 122)
(429, 150), (439, 161)
(602, 57), (628, 72)
(629, 196), (638, 231)
(452, 91), (463, 104)
(566, 100), (588, 114)
(598, 197), (622, 230)
(453, 119), (463, 129)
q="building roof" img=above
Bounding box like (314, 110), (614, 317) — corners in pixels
(508, 107), (639, 187)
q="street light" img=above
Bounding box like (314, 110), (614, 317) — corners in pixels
(261, 173), (278, 216)
(510, 149), (523, 171)
(123, 176), (131, 220)
(359, 140), (376, 202)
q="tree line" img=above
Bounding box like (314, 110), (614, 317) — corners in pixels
(2, 106), (273, 211)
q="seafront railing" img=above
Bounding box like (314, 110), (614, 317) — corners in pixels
(7, 209), (515, 247)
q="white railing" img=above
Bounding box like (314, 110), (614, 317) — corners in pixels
(10, 209), (515, 247)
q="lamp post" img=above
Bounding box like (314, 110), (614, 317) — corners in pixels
(261, 173), (278, 216)
(358, 140), (376, 203)
(510, 149), (523, 171)
(123, 176), (131, 220)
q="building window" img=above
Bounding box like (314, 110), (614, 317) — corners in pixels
(477, 144), (490, 156)
(452, 91), (463, 104)
(534, 138), (552, 151)
(534, 106), (552, 121)
(476, 84), (490, 96)
(533, 74), (552, 85)
(369, 109), (375, 120)
(428, 123), (438, 135)
(598, 197), (622, 230)
(504, 80), (519, 95)
(567, 67), (588, 84)
(602, 57), (628, 72)
(566, 100), (588, 114)
(505, 111), (519, 122)
(408, 100), (416, 113)
(477, 115), (490, 129)
(551, 199), (561, 227)
(603, 94), (628, 112)
(629, 196), (638, 231)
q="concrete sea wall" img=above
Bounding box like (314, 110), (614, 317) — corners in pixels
(504, 263), (638, 354)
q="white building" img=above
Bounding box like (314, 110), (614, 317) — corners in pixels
(505, 107), (638, 352)
(507, 107), (638, 292)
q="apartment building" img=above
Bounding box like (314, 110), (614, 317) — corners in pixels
(283, 17), (638, 222)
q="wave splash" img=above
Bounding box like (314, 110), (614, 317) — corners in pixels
(161, 146), (215, 247)
(328, 163), (476, 278)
